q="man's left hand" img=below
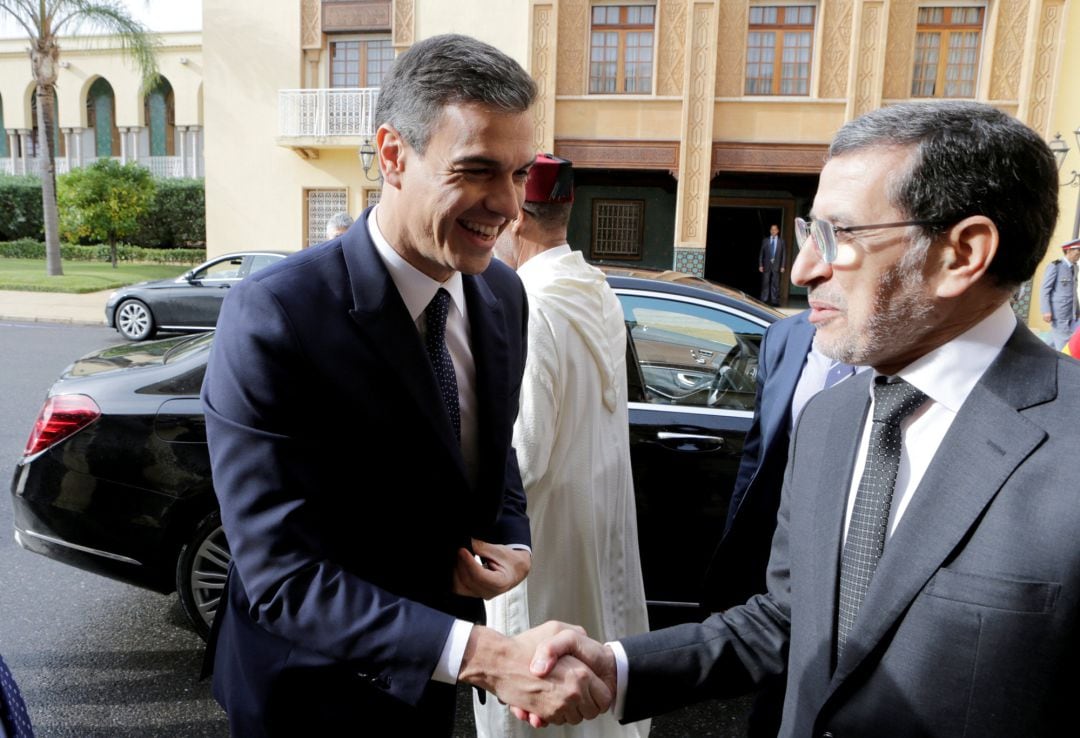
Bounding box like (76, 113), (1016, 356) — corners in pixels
(453, 539), (531, 599)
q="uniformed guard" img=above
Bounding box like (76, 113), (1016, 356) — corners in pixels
(1040, 237), (1080, 349)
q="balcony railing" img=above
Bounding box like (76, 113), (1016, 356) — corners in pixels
(278, 88), (379, 139)
(0, 155), (198, 179)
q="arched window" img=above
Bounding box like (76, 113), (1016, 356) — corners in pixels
(144, 77), (175, 156)
(29, 89), (64, 157)
(87, 78), (119, 158)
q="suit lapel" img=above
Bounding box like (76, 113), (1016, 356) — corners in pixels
(763, 316), (814, 440)
(341, 209), (468, 483)
(827, 324), (1054, 691)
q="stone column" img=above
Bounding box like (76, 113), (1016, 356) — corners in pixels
(18, 130), (31, 174)
(176, 125), (188, 177)
(672, 1), (719, 277)
(188, 126), (202, 177)
(529, 2), (557, 155)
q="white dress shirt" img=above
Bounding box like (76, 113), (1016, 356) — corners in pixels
(368, 208), (478, 685)
(610, 301), (1018, 717)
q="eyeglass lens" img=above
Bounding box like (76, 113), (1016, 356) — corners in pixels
(794, 217), (837, 264)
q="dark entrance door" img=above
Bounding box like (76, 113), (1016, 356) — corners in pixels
(705, 205), (786, 301)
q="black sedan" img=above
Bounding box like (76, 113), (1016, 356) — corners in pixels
(104, 250), (291, 341)
(13, 268), (780, 637)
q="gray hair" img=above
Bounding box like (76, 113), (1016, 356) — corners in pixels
(828, 101), (1058, 289)
(325, 212), (354, 239)
(373, 34), (537, 153)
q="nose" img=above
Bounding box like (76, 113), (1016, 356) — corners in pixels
(487, 172), (525, 222)
(790, 239), (831, 287)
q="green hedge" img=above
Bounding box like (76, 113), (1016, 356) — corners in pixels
(131, 178), (206, 248)
(0, 174), (205, 248)
(0, 176), (46, 241)
(0, 238), (204, 264)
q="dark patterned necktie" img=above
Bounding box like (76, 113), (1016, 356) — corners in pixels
(425, 289), (460, 440)
(0, 653), (34, 738)
(836, 376), (927, 656)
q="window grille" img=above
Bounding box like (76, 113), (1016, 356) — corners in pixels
(592, 199), (644, 259)
(305, 188), (348, 248)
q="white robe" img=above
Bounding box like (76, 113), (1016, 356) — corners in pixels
(474, 246), (650, 738)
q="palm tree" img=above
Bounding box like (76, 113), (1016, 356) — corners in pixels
(0, 0), (158, 276)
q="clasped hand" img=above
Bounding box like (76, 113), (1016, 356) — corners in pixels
(459, 621), (616, 727)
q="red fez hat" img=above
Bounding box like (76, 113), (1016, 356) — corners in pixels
(1062, 238), (1080, 251)
(525, 153), (574, 204)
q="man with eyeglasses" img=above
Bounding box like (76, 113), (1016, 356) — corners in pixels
(515, 101), (1080, 737)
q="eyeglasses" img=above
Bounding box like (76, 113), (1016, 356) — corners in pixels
(794, 217), (944, 264)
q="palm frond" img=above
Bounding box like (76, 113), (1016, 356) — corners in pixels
(0, 0), (42, 38)
(52, 0), (161, 88)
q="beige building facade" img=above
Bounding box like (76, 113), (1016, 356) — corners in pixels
(0, 31), (203, 178)
(203, 0), (1075, 313)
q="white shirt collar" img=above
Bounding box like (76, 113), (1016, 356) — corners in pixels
(367, 206), (467, 323)
(880, 301), (1017, 413)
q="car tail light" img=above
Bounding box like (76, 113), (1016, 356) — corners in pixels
(23, 394), (101, 457)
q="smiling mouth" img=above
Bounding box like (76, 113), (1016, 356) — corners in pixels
(459, 219), (501, 242)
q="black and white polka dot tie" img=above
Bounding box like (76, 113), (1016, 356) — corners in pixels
(836, 376), (926, 656)
(0, 653), (34, 737)
(425, 289), (461, 441)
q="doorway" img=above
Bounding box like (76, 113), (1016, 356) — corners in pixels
(705, 201), (792, 303)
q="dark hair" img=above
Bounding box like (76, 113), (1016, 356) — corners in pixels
(828, 101), (1058, 288)
(521, 201), (573, 230)
(374, 34), (537, 153)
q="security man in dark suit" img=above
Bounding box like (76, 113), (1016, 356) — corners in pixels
(758, 224), (786, 306)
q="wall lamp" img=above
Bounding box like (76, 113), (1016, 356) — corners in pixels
(358, 139), (380, 182)
(1049, 128), (1080, 239)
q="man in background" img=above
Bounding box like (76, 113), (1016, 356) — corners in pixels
(758, 224), (786, 306)
(324, 211), (354, 241)
(1039, 237), (1079, 349)
(478, 154), (650, 738)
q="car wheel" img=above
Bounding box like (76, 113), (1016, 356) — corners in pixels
(115, 299), (157, 341)
(176, 510), (231, 640)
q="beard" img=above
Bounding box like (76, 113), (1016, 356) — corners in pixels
(812, 244), (935, 365)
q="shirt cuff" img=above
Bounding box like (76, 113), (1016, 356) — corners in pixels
(432, 619), (474, 684)
(506, 544), (532, 554)
(607, 639), (629, 721)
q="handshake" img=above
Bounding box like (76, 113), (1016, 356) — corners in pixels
(459, 620), (619, 727)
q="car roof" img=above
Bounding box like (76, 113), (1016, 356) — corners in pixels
(214, 250), (293, 258)
(599, 265), (784, 321)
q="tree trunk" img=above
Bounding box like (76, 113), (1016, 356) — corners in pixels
(110, 241), (118, 269)
(36, 86), (63, 276)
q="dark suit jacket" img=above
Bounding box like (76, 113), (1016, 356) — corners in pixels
(702, 311), (814, 611)
(621, 323), (1080, 736)
(759, 236), (787, 273)
(201, 208), (530, 736)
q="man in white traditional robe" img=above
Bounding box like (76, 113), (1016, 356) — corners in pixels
(475, 154), (650, 738)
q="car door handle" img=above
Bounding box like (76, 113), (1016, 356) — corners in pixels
(655, 431), (724, 451)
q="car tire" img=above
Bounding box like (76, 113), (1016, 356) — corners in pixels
(176, 510), (231, 641)
(115, 299), (157, 341)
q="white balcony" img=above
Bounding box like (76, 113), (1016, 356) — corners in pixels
(278, 88), (379, 150)
(0, 155), (199, 179)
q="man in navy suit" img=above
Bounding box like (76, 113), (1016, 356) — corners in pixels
(523, 101), (1079, 737)
(202, 35), (609, 736)
(759, 225), (786, 306)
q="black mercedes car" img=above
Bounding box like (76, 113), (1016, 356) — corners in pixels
(13, 268), (780, 637)
(104, 250), (291, 341)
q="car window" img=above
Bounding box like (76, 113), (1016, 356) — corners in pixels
(246, 254), (283, 276)
(193, 257), (244, 282)
(618, 293), (764, 411)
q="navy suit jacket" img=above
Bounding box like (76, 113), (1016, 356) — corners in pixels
(622, 323), (1080, 736)
(703, 311), (813, 611)
(201, 208), (530, 736)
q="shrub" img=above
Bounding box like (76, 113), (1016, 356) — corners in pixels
(58, 160), (156, 266)
(0, 176), (45, 240)
(0, 239), (205, 264)
(131, 178), (206, 248)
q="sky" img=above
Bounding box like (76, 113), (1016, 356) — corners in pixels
(0, 0), (202, 38)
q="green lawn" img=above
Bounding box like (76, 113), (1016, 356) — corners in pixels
(0, 259), (189, 293)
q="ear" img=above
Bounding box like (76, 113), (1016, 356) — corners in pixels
(933, 215), (998, 298)
(377, 124), (406, 188)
